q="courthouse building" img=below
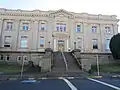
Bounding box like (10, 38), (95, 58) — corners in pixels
(0, 8), (119, 62)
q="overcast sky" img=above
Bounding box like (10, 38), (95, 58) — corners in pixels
(0, 0), (120, 32)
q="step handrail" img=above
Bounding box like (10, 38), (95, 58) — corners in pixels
(72, 53), (81, 67)
(61, 52), (68, 71)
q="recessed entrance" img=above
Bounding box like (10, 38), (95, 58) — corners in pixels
(58, 40), (65, 51)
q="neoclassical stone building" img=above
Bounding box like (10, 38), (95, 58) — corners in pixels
(0, 8), (119, 63)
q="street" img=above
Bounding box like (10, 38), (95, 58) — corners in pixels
(0, 77), (120, 90)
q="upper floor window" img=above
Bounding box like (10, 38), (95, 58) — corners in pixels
(4, 36), (12, 47)
(92, 26), (97, 33)
(23, 23), (29, 30)
(41, 23), (46, 30)
(76, 25), (81, 32)
(39, 22), (46, 31)
(7, 22), (13, 30)
(105, 27), (111, 34)
(20, 36), (28, 48)
(56, 23), (66, 32)
(92, 39), (98, 49)
(106, 39), (110, 50)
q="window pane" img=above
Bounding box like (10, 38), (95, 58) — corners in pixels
(92, 26), (97, 33)
(76, 25), (81, 32)
(7, 22), (13, 30)
(23, 23), (29, 30)
(40, 40), (44, 44)
(21, 39), (27, 48)
(106, 39), (110, 50)
(41, 23), (46, 30)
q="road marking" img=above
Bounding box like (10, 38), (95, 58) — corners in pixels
(21, 80), (37, 83)
(63, 78), (78, 90)
(88, 78), (120, 90)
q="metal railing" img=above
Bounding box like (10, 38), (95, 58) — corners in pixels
(61, 52), (68, 71)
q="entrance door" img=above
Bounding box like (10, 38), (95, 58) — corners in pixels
(58, 40), (65, 51)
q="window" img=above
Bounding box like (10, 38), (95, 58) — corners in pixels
(105, 27), (111, 33)
(6, 22), (13, 30)
(40, 23), (46, 31)
(6, 55), (10, 60)
(56, 23), (60, 31)
(23, 23), (29, 30)
(77, 37), (82, 49)
(4, 36), (11, 47)
(40, 35), (44, 48)
(92, 26), (97, 33)
(106, 39), (110, 50)
(76, 25), (81, 32)
(23, 56), (27, 61)
(0, 55), (3, 60)
(92, 39), (98, 49)
(17, 56), (21, 61)
(21, 36), (28, 48)
(40, 39), (44, 47)
(56, 23), (66, 32)
(63, 24), (66, 32)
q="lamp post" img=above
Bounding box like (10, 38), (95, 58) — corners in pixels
(74, 42), (76, 49)
(20, 56), (24, 78)
(48, 41), (50, 48)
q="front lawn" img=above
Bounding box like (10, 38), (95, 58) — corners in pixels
(0, 63), (28, 73)
(91, 63), (120, 73)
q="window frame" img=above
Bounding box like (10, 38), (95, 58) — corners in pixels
(4, 36), (11, 47)
(0, 55), (4, 60)
(22, 23), (29, 31)
(105, 26), (111, 34)
(76, 24), (81, 32)
(20, 36), (28, 48)
(92, 26), (97, 33)
(23, 56), (27, 61)
(92, 39), (98, 49)
(105, 39), (110, 50)
(6, 22), (13, 30)
(6, 55), (10, 61)
(17, 56), (21, 61)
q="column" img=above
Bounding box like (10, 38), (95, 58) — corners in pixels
(99, 24), (103, 53)
(54, 39), (56, 51)
(66, 39), (69, 51)
(32, 20), (39, 51)
(113, 24), (118, 35)
(0, 19), (3, 47)
(14, 19), (20, 50)
(83, 22), (88, 52)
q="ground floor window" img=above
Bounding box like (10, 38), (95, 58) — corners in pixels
(6, 55), (10, 61)
(0, 55), (3, 60)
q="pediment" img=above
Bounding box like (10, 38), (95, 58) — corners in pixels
(49, 9), (74, 19)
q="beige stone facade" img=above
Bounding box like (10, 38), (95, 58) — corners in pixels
(0, 8), (119, 53)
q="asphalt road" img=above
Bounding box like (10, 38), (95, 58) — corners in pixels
(0, 78), (120, 90)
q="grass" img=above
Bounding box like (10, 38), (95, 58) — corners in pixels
(0, 63), (28, 73)
(91, 63), (120, 73)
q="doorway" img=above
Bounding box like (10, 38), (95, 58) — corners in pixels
(58, 40), (65, 51)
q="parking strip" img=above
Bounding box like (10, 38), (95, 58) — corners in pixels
(88, 78), (120, 90)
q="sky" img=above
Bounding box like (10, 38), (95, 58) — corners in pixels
(0, 0), (120, 32)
